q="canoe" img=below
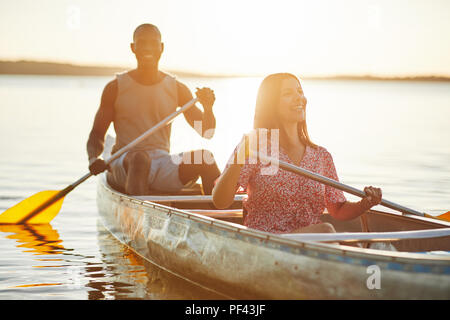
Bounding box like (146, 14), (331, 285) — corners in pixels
(96, 175), (450, 299)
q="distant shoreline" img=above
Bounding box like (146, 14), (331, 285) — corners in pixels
(1, 60), (449, 82)
(0, 60), (233, 78)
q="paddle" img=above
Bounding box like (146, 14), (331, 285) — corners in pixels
(0, 97), (199, 224)
(256, 152), (450, 222)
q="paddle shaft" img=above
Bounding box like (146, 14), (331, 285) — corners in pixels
(18, 97), (199, 223)
(257, 152), (426, 217)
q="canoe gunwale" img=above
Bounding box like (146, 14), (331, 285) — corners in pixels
(368, 208), (450, 228)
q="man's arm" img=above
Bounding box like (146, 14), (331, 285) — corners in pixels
(177, 81), (216, 139)
(86, 79), (117, 174)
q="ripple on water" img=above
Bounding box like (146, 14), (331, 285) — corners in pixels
(0, 220), (227, 299)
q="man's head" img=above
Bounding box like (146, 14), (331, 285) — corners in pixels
(130, 24), (164, 68)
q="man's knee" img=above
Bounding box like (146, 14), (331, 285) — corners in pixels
(201, 149), (216, 165)
(124, 151), (151, 171)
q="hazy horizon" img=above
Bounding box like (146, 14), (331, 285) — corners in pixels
(1, 0), (450, 78)
(3, 59), (450, 80)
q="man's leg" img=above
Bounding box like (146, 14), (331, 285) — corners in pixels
(123, 151), (152, 195)
(178, 149), (220, 195)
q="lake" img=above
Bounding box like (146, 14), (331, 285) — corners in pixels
(0, 74), (449, 299)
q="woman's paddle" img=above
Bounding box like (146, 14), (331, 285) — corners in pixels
(256, 152), (450, 222)
(0, 97), (199, 224)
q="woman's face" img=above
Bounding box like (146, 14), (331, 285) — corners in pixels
(277, 77), (307, 124)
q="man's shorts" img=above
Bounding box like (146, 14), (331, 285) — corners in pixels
(107, 149), (188, 193)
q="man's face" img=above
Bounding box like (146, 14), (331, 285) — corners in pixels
(131, 30), (163, 68)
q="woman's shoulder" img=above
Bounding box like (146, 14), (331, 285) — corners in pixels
(309, 145), (334, 162)
(309, 144), (329, 155)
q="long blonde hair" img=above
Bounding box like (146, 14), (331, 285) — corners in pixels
(253, 73), (317, 148)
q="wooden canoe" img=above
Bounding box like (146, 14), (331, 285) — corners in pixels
(97, 175), (450, 299)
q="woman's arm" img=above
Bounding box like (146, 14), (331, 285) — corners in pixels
(212, 163), (243, 209)
(327, 186), (382, 221)
(212, 136), (251, 209)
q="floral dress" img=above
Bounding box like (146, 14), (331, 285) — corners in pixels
(224, 144), (346, 233)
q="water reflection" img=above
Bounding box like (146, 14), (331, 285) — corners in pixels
(0, 222), (227, 299)
(0, 224), (66, 255)
(95, 221), (228, 299)
(0, 223), (86, 298)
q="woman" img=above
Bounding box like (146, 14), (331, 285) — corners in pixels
(213, 73), (382, 234)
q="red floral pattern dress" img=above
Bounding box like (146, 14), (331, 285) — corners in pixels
(224, 144), (346, 233)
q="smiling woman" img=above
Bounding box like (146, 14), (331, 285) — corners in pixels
(212, 73), (383, 234)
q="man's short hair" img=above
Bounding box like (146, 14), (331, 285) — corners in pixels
(133, 24), (161, 42)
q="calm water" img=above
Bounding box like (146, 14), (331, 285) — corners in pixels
(0, 74), (449, 299)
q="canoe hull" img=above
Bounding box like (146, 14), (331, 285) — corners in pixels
(97, 177), (450, 299)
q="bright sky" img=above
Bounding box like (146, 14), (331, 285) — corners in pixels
(1, 0), (450, 77)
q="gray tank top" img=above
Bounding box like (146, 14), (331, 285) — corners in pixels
(112, 72), (178, 154)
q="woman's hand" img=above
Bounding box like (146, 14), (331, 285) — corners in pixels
(360, 186), (382, 211)
(329, 186), (383, 221)
(236, 134), (249, 165)
(236, 132), (258, 166)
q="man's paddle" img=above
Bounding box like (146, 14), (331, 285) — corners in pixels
(0, 97), (199, 224)
(256, 152), (450, 222)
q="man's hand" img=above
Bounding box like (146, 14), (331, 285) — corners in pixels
(195, 87), (215, 112)
(89, 158), (110, 175)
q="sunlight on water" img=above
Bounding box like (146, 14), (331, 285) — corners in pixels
(0, 74), (449, 299)
(170, 77), (260, 168)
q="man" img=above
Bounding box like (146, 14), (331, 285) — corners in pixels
(87, 23), (220, 195)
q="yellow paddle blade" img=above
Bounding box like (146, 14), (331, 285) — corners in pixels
(0, 190), (64, 224)
(425, 211), (450, 222)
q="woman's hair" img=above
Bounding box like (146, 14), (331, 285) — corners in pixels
(253, 73), (317, 148)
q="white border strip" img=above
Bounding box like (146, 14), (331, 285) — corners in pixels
(281, 228), (450, 242)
